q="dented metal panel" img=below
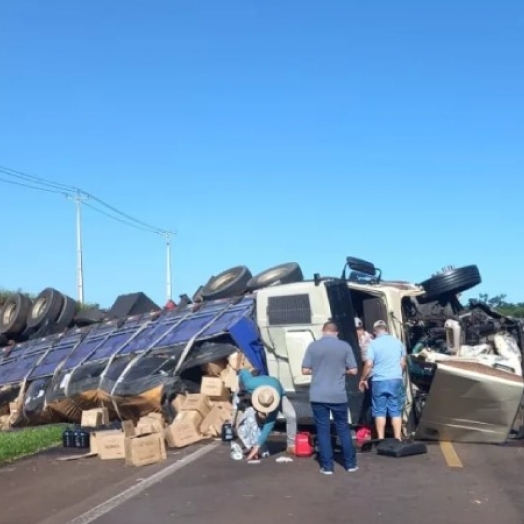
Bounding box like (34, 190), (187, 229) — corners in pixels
(415, 361), (524, 444)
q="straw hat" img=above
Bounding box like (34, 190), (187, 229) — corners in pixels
(251, 386), (281, 414)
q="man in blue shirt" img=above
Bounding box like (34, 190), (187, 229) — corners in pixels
(238, 369), (297, 461)
(301, 321), (358, 475)
(359, 320), (407, 441)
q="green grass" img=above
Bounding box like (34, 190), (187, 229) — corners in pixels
(0, 424), (67, 464)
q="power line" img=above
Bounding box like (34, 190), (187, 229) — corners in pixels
(0, 175), (70, 196)
(0, 165), (172, 235)
(83, 201), (165, 235)
(0, 163), (175, 302)
(0, 165), (77, 193)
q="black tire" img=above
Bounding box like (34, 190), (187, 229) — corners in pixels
(246, 262), (303, 291)
(26, 288), (64, 329)
(74, 307), (105, 327)
(419, 265), (481, 301)
(0, 293), (32, 335)
(56, 295), (77, 330)
(200, 266), (252, 301)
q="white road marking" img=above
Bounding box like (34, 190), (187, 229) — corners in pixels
(65, 442), (219, 524)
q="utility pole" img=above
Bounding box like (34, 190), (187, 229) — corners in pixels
(67, 191), (87, 304)
(164, 231), (174, 302)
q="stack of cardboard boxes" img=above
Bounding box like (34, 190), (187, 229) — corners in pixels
(163, 351), (248, 447)
(81, 351), (251, 466)
(86, 410), (167, 467)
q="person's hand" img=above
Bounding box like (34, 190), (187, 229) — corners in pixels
(359, 379), (368, 392)
(246, 445), (260, 461)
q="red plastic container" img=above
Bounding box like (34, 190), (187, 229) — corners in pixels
(295, 432), (314, 457)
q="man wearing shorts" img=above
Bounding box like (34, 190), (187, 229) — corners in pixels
(358, 320), (406, 440)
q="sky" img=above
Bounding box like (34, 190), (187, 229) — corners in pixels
(0, 0), (523, 308)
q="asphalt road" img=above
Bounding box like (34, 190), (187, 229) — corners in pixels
(2, 438), (523, 524)
(76, 439), (524, 524)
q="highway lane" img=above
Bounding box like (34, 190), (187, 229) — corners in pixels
(83, 439), (524, 524)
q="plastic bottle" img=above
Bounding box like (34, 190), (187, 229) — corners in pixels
(78, 429), (91, 449)
(230, 441), (243, 461)
(62, 427), (74, 448)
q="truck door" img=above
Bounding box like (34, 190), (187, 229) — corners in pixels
(324, 280), (365, 424)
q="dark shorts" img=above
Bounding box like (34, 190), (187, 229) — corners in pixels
(371, 379), (403, 418)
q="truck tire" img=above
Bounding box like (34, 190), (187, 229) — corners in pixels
(55, 295), (77, 330)
(0, 293), (32, 335)
(26, 288), (64, 329)
(419, 265), (481, 302)
(200, 266), (252, 301)
(246, 262), (304, 291)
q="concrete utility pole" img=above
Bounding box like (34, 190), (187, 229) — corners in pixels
(67, 191), (87, 304)
(164, 231), (174, 302)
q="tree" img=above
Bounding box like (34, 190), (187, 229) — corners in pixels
(478, 293), (524, 318)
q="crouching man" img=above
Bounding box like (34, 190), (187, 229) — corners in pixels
(238, 369), (297, 460)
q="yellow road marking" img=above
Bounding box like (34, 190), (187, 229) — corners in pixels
(439, 441), (463, 468)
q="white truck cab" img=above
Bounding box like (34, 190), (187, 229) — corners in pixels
(254, 258), (423, 425)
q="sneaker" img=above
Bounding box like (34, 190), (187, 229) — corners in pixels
(320, 469), (333, 475)
(286, 446), (296, 456)
(347, 466), (359, 473)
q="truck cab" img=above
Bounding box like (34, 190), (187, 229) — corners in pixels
(254, 257), (423, 426)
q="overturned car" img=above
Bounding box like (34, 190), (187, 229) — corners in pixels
(0, 258), (522, 444)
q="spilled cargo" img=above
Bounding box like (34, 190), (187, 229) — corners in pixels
(0, 259), (523, 445)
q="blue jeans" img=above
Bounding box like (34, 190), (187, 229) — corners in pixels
(311, 402), (357, 472)
(371, 379), (403, 418)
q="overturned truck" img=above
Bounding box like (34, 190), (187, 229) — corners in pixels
(1, 258), (523, 444)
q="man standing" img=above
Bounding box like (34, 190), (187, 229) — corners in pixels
(237, 369), (297, 460)
(359, 320), (407, 441)
(301, 321), (359, 475)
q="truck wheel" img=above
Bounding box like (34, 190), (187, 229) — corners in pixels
(200, 266), (252, 301)
(246, 262), (303, 291)
(419, 265), (481, 302)
(0, 293), (32, 335)
(55, 295), (77, 330)
(26, 288), (64, 329)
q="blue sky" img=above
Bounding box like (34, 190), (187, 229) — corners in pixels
(0, 0), (523, 307)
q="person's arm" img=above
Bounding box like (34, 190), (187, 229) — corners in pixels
(345, 343), (358, 376)
(246, 410), (278, 460)
(400, 341), (407, 372)
(301, 346), (313, 375)
(359, 343), (375, 391)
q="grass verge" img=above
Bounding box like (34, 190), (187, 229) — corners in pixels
(0, 425), (66, 464)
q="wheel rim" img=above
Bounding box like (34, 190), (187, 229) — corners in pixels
(2, 303), (16, 325)
(32, 297), (47, 318)
(211, 273), (236, 290)
(258, 268), (285, 284)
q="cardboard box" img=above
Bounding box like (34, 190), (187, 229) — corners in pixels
(220, 366), (239, 392)
(181, 394), (212, 417)
(125, 433), (166, 467)
(201, 358), (228, 377)
(81, 407), (109, 428)
(201, 377), (228, 399)
(177, 410), (204, 428)
(228, 352), (252, 371)
(94, 430), (126, 460)
(165, 419), (205, 448)
(138, 413), (165, 432)
(171, 394), (186, 413)
(201, 405), (231, 437)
